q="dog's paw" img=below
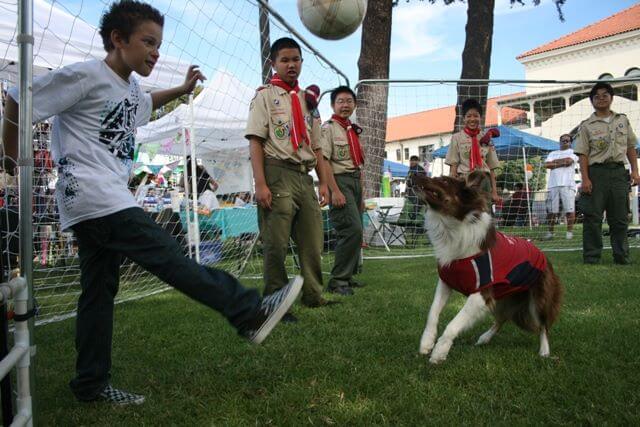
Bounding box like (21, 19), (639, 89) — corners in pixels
(428, 346), (449, 364)
(475, 333), (492, 346)
(428, 352), (447, 364)
(539, 349), (550, 358)
(419, 339), (435, 355)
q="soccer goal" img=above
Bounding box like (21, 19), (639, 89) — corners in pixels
(0, 0), (347, 326)
(354, 78), (640, 259)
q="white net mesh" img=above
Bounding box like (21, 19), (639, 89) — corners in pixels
(0, 0), (346, 324)
(356, 79), (640, 259)
(2, 1), (639, 325)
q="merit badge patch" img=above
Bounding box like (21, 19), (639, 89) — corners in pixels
(595, 139), (608, 150)
(337, 145), (349, 160)
(274, 125), (287, 140)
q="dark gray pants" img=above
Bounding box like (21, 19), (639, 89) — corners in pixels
(69, 207), (260, 400)
(582, 163), (630, 263)
(328, 173), (363, 289)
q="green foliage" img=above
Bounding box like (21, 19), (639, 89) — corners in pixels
(495, 156), (546, 191)
(34, 249), (640, 424)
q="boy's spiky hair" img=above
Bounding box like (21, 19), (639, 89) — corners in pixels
(100, 1), (164, 52)
(270, 37), (302, 61)
(461, 99), (483, 117)
(330, 85), (356, 105)
(589, 82), (614, 101)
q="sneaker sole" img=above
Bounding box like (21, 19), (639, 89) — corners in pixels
(251, 275), (303, 345)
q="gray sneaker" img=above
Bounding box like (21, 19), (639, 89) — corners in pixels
(243, 276), (303, 344)
(98, 385), (145, 405)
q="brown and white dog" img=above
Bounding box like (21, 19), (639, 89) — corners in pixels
(411, 173), (563, 364)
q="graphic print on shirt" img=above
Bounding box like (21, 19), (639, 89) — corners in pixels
(57, 156), (80, 211)
(98, 82), (141, 164)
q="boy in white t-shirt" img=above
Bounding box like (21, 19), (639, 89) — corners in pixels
(2, 0), (301, 406)
(544, 134), (579, 240)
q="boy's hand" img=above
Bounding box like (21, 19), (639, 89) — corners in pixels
(182, 65), (206, 95)
(331, 189), (347, 208)
(318, 184), (330, 207)
(255, 183), (272, 210)
(631, 172), (640, 187)
(491, 191), (502, 204)
(581, 178), (592, 194)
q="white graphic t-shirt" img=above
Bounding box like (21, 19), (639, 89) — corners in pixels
(545, 148), (579, 189)
(9, 60), (152, 230)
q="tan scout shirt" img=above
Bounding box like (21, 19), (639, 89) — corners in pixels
(321, 119), (361, 175)
(245, 84), (320, 169)
(445, 130), (500, 176)
(574, 111), (637, 165)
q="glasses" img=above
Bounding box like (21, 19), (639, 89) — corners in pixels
(560, 139), (571, 143)
(335, 99), (355, 105)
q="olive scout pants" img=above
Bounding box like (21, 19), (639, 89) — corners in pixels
(328, 172), (363, 289)
(581, 163), (630, 264)
(258, 159), (324, 306)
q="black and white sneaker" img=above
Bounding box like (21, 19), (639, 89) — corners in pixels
(243, 275), (303, 344)
(98, 385), (145, 406)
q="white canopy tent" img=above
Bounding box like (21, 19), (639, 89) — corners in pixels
(136, 70), (257, 261)
(137, 70), (255, 195)
(0, 0), (188, 90)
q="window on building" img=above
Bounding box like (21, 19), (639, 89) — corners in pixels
(384, 151), (388, 159)
(533, 97), (566, 127)
(625, 67), (640, 77)
(404, 148), (410, 160)
(598, 73), (613, 80)
(396, 149), (401, 161)
(614, 84), (638, 101)
(419, 145), (434, 163)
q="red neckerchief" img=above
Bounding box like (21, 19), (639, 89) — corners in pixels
(331, 114), (364, 168)
(464, 127), (483, 170)
(270, 74), (309, 151)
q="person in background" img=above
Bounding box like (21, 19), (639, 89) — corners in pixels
(544, 133), (579, 240)
(446, 99), (502, 209)
(574, 81), (639, 264)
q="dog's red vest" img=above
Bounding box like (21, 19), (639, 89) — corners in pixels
(437, 232), (547, 299)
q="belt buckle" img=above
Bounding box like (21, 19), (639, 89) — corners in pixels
(299, 164), (307, 173)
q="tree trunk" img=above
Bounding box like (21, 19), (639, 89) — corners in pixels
(453, 0), (495, 132)
(356, 0), (393, 199)
(259, 0), (272, 84)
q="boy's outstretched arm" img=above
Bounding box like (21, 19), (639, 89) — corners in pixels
(150, 65), (206, 110)
(1, 96), (19, 175)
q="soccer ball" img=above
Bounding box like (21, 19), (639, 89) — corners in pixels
(297, 0), (367, 40)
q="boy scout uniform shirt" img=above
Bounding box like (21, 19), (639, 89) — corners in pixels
(321, 119), (360, 174)
(574, 111), (637, 165)
(245, 84), (320, 169)
(445, 130), (500, 176)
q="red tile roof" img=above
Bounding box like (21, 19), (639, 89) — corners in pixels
(517, 3), (640, 59)
(385, 94), (527, 142)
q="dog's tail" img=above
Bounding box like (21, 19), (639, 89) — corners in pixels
(493, 261), (563, 332)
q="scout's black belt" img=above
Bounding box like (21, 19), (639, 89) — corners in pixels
(335, 170), (361, 179)
(265, 157), (310, 174)
(591, 162), (624, 169)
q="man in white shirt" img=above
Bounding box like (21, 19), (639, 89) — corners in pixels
(544, 134), (579, 239)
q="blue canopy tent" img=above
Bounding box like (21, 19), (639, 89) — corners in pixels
(382, 159), (409, 178)
(433, 125), (558, 159)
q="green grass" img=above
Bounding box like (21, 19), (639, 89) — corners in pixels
(31, 249), (640, 425)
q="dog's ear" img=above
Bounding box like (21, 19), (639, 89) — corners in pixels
(466, 170), (488, 191)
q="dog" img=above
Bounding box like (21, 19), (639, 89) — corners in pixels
(411, 172), (563, 364)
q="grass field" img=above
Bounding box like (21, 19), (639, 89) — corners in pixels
(31, 248), (640, 425)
